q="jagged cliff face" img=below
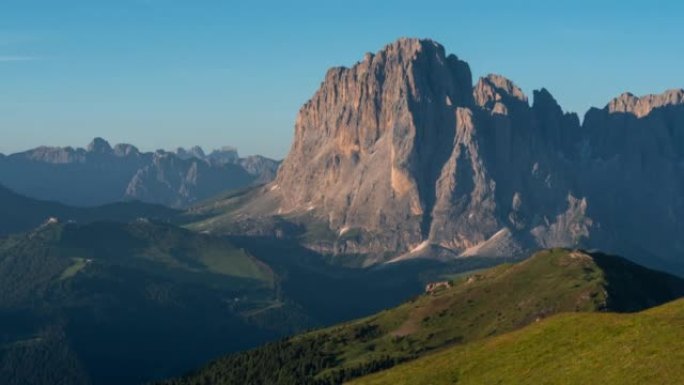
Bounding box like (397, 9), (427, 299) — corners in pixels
(211, 38), (684, 270)
(579, 90), (684, 267)
(268, 39), (592, 261)
(427, 74), (589, 255)
(124, 152), (255, 208)
(275, 39), (475, 253)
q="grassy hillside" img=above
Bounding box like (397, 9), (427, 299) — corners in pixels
(351, 298), (684, 385)
(0, 220), (275, 299)
(56, 220), (275, 286)
(0, 220), (307, 385)
(157, 249), (684, 385)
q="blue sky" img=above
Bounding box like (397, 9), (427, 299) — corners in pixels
(1, 0), (682, 158)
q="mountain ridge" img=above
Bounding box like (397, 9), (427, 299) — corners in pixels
(0, 183), (179, 236)
(0, 138), (281, 208)
(189, 37), (684, 272)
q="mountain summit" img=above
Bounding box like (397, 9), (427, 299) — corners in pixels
(193, 38), (684, 270)
(270, 38), (589, 263)
(275, 38), (476, 254)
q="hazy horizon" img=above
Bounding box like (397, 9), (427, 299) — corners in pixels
(2, 0), (683, 158)
(0, 135), (268, 159)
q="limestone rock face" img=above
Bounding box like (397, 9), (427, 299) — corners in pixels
(124, 151), (254, 208)
(273, 39), (474, 253)
(606, 89), (684, 118)
(259, 39), (589, 260)
(206, 38), (684, 270)
(579, 91), (684, 268)
(238, 155), (281, 184)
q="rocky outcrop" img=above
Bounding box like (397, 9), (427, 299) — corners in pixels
(124, 151), (255, 207)
(271, 39), (588, 259)
(176, 145), (246, 166)
(213, 38), (684, 271)
(0, 138), (280, 208)
(176, 145), (208, 161)
(238, 155), (281, 184)
(578, 90), (684, 269)
(274, 38), (476, 254)
(606, 89), (684, 118)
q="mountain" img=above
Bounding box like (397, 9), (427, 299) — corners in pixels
(577, 90), (684, 269)
(351, 298), (684, 385)
(188, 38), (684, 272)
(0, 220), (309, 385)
(155, 249), (684, 385)
(0, 184), (178, 236)
(0, 138), (280, 208)
(237, 155), (282, 184)
(123, 151), (254, 208)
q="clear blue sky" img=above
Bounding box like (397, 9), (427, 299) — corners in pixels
(1, 0), (682, 158)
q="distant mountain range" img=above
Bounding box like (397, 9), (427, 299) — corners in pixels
(0, 183), (178, 236)
(0, 138), (280, 208)
(190, 38), (684, 274)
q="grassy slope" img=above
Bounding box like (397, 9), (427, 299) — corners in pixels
(0, 220), (279, 315)
(158, 249), (684, 385)
(45, 220), (274, 288)
(302, 248), (684, 379)
(182, 187), (370, 267)
(351, 298), (684, 385)
(0, 221), (290, 385)
(309, 249), (610, 375)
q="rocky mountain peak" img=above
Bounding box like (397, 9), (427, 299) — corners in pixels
(215, 38), (684, 271)
(474, 74), (528, 112)
(532, 88), (561, 113)
(381, 37), (445, 61)
(113, 143), (140, 157)
(267, 38), (481, 259)
(87, 137), (113, 154)
(207, 146), (240, 164)
(332, 38), (444, 70)
(176, 146), (207, 160)
(607, 89), (684, 117)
